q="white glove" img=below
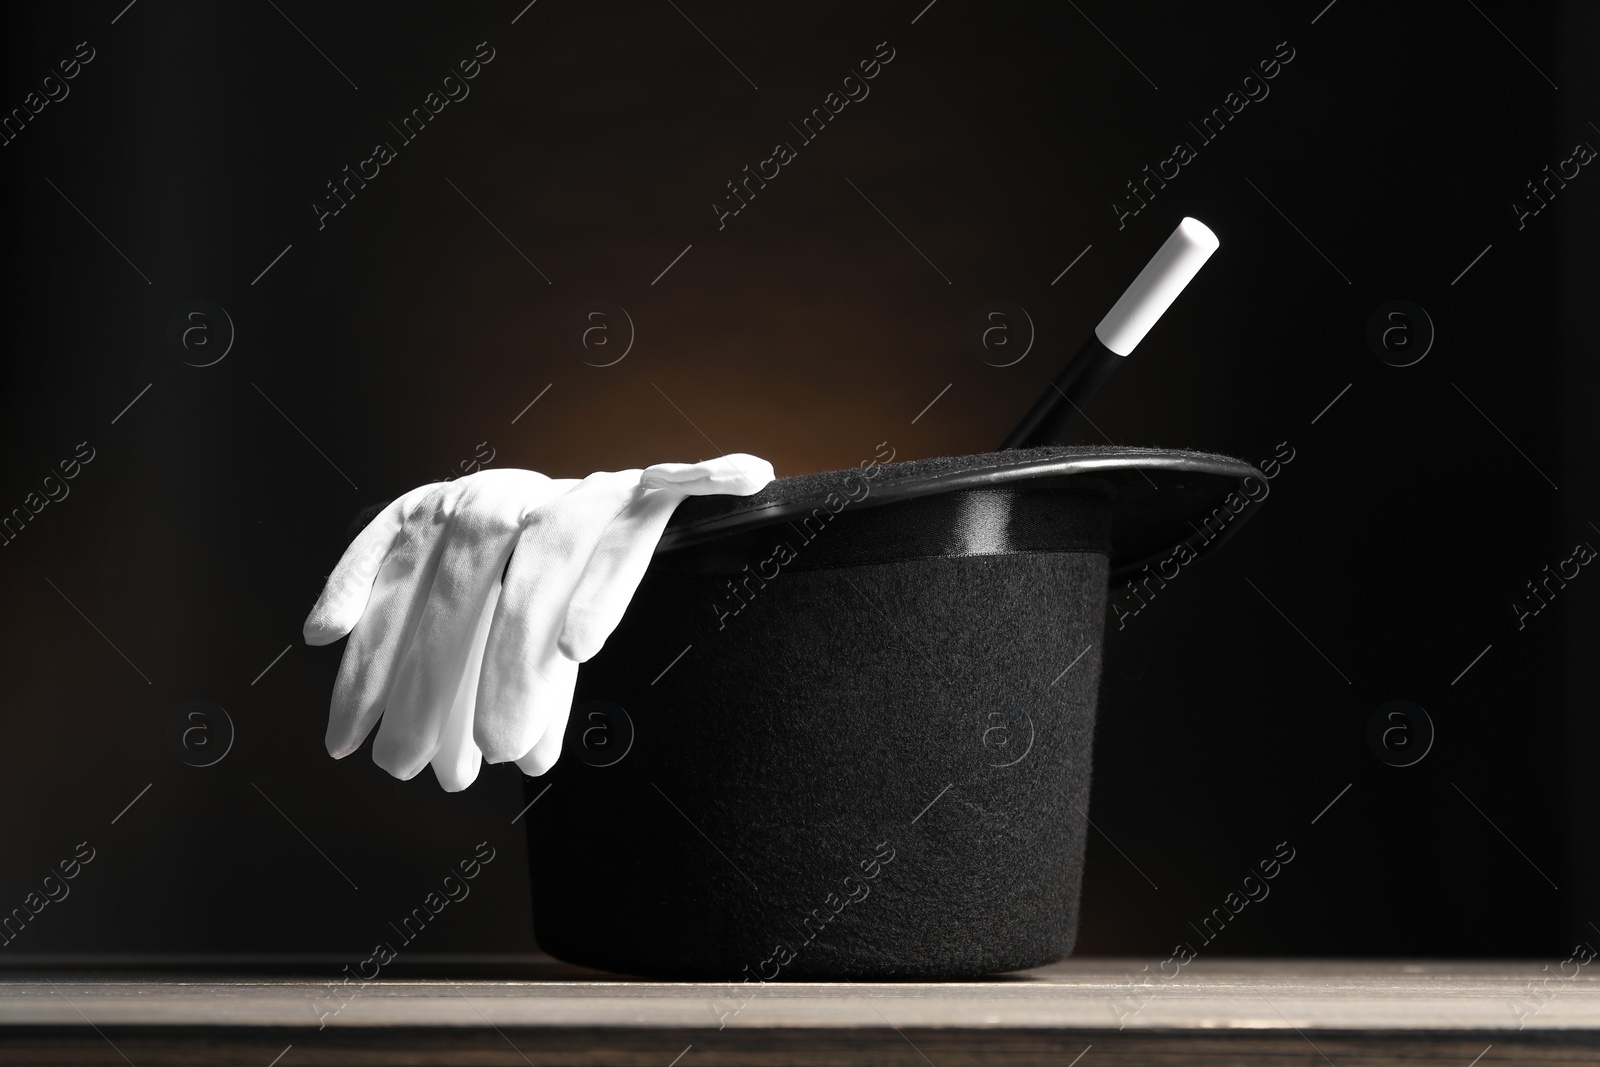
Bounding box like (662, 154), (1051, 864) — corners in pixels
(302, 455), (774, 791)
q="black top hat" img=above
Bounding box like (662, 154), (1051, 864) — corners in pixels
(528, 443), (1264, 980)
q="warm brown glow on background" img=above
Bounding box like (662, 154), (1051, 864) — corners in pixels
(0, 0), (1595, 965)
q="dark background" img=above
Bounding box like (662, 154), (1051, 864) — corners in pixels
(0, 0), (1591, 964)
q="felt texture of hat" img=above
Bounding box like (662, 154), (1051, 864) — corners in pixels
(528, 484), (1113, 979)
(662, 445), (1264, 575)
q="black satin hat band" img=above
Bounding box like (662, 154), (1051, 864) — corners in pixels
(664, 486), (1113, 575)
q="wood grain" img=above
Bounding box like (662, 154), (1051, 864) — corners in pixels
(0, 959), (1595, 1065)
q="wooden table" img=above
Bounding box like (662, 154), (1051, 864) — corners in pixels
(2, 957), (1597, 1064)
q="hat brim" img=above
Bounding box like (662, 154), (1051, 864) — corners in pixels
(660, 445), (1266, 576)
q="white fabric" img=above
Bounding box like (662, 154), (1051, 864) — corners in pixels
(303, 454), (774, 790)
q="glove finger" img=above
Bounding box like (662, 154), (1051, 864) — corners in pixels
(304, 482), (439, 645)
(640, 452), (774, 496)
(324, 483), (453, 759)
(373, 469), (562, 781)
(557, 487), (684, 663)
(429, 576), (501, 792)
(474, 469), (641, 763)
(560, 453), (774, 662)
(513, 658), (577, 776)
